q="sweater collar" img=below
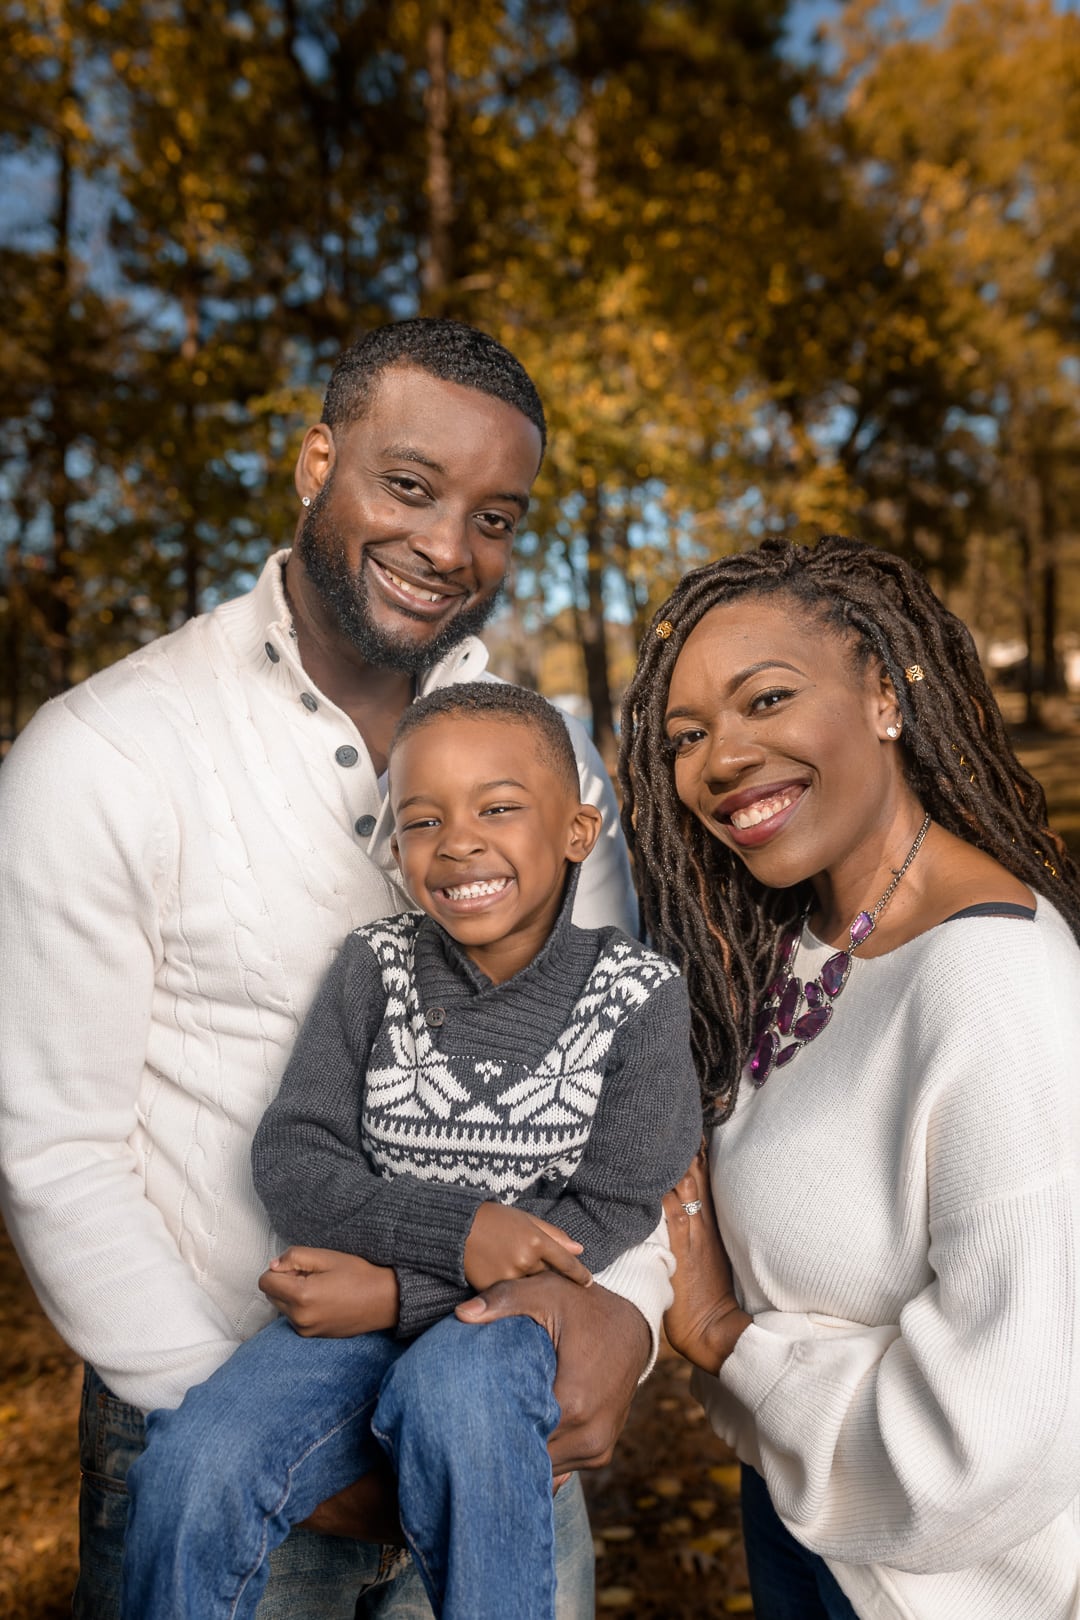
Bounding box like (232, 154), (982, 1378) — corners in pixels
(413, 863), (590, 999)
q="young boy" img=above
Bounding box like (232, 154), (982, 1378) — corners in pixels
(120, 682), (701, 1620)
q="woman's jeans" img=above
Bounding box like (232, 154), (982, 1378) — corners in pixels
(121, 1313), (568, 1620)
(740, 1465), (859, 1620)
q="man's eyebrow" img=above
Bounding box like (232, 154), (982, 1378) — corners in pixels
(380, 444), (529, 512)
(665, 660), (806, 721)
(380, 444), (447, 474)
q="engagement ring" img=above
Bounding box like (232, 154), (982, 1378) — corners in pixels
(681, 1199), (703, 1215)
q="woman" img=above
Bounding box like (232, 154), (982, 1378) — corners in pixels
(618, 535), (1080, 1620)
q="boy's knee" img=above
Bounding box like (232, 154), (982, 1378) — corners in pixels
(375, 1316), (557, 1454)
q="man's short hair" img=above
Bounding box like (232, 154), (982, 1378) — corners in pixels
(390, 681), (579, 795)
(322, 319), (547, 454)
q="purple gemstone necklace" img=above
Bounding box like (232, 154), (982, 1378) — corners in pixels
(748, 812), (932, 1088)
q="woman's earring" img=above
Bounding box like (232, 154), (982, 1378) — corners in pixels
(886, 723), (901, 739)
(301, 495), (311, 508)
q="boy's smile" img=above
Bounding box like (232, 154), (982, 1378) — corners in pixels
(389, 711), (601, 983)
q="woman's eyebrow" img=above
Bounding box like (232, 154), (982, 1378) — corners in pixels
(666, 660), (806, 722)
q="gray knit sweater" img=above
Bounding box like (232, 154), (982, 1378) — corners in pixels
(253, 874), (701, 1336)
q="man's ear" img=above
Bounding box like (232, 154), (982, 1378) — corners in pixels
(294, 423), (335, 504)
(565, 803), (603, 864)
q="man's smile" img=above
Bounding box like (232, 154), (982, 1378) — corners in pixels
(368, 555), (464, 613)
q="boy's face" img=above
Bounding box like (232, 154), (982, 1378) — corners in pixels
(389, 713), (601, 984)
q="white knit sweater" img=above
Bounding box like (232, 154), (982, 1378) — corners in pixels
(0, 551), (672, 1414)
(695, 901), (1080, 1620)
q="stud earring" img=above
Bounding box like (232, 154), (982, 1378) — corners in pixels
(886, 724), (901, 739)
(301, 495), (311, 508)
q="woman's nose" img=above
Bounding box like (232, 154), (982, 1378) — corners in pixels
(701, 723), (764, 789)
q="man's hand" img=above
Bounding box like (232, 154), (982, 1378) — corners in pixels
(259, 1246), (399, 1337)
(463, 1203), (592, 1291)
(456, 1274), (649, 1474)
(661, 1152), (751, 1376)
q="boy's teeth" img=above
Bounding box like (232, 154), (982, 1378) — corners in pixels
(731, 789), (799, 830)
(444, 877), (510, 900)
(385, 568), (443, 604)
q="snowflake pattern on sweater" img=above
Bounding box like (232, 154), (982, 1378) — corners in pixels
(359, 912), (681, 1198)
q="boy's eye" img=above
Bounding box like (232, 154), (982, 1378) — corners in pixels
(480, 803), (520, 816)
(399, 816), (440, 832)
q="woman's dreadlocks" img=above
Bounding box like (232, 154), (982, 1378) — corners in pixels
(618, 535), (1080, 1124)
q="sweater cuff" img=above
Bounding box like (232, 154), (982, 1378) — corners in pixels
(593, 1218), (675, 1381)
(386, 1180), (489, 1285)
(394, 1267), (470, 1338)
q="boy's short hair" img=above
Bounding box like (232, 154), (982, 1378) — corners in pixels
(390, 682), (580, 795)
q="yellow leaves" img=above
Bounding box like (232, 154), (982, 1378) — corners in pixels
(707, 1463), (742, 1494)
(724, 1594), (755, 1613)
(596, 1588), (638, 1609)
(161, 136), (182, 166)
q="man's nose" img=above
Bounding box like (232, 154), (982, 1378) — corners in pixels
(411, 505), (473, 575)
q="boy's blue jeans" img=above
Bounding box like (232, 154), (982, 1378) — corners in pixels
(121, 1312), (569, 1620)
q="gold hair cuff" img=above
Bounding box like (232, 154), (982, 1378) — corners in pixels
(904, 664), (926, 683)
(656, 621), (674, 640)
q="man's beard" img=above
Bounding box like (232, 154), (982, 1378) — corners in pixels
(295, 475), (504, 674)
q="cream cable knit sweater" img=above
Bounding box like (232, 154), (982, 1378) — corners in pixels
(0, 552), (671, 1415)
(695, 901), (1080, 1620)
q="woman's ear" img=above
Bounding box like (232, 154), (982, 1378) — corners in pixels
(565, 803), (603, 864)
(874, 667), (903, 741)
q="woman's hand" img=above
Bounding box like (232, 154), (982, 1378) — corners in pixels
(259, 1246), (399, 1337)
(663, 1150), (751, 1376)
(463, 1202), (592, 1290)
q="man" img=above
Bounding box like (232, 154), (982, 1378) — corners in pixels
(0, 320), (675, 1619)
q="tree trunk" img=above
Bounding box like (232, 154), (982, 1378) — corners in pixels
(45, 76), (75, 697)
(421, 8), (454, 310)
(576, 478), (616, 765)
(1040, 553), (1060, 697)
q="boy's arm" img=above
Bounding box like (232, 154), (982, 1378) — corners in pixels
(254, 933), (490, 1282)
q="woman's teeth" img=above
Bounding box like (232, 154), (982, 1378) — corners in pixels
(443, 877), (510, 900)
(730, 789), (800, 830)
(385, 567), (444, 604)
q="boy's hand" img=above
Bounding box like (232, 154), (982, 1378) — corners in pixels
(463, 1203), (592, 1291)
(259, 1246), (399, 1337)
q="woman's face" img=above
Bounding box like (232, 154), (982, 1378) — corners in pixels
(664, 593), (905, 891)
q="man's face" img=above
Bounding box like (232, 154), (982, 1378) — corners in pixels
(295, 366), (543, 673)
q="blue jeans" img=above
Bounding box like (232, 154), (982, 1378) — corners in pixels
(740, 1465), (859, 1620)
(121, 1314), (569, 1620)
(76, 1355), (593, 1620)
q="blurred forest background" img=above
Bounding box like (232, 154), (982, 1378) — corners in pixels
(3, 0), (1080, 763)
(4, 1), (1080, 1616)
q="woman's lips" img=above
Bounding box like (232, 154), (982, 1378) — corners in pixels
(721, 785), (806, 849)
